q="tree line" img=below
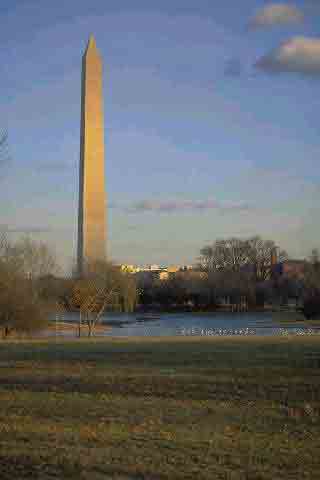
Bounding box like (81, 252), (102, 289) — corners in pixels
(137, 236), (320, 317)
(0, 233), (137, 338)
(1, 231), (320, 338)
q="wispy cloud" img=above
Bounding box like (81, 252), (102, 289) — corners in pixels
(114, 198), (251, 214)
(248, 4), (304, 29)
(255, 36), (320, 76)
(0, 226), (52, 234)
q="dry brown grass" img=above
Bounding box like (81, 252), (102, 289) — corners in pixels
(0, 336), (319, 479)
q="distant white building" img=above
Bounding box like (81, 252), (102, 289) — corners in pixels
(119, 263), (194, 278)
(120, 264), (141, 274)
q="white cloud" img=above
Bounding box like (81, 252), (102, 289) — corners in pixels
(115, 198), (251, 214)
(256, 36), (320, 75)
(0, 226), (52, 234)
(249, 4), (304, 29)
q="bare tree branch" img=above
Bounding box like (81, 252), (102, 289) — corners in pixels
(70, 264), (119, 336)
(199, 236), (288, 281)
(0, 129), (9, 170)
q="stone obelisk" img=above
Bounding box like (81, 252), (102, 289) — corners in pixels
(77, 35), (107, 275)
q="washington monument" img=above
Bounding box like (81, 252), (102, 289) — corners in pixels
(77, 35), (107, 274)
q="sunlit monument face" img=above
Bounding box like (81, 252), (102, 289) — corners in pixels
(77, 35), (107, 275)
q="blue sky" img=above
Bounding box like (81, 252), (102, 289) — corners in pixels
(1, 0), (320, 271)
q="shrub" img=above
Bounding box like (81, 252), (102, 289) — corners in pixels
(0, 259), (50, 338)
(302, 296), (320, 320)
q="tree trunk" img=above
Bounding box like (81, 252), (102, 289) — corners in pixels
(88, 323), (94, 337)
(78, 311), (82, 338)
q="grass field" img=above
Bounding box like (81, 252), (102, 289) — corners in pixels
(0, 335), (319, 479)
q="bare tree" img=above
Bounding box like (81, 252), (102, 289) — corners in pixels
(0, 233), (60, 337)
(0, 129), (7, 155)
(0, 230), (22, 275)
(71, 273), (117, 337)
(199, 236), (289, 309)
(303, 248), (320, 297)
(247, 236), (288, 281)
(200, 237), (250, 272)
(200, 236), (288, 279)
(11, 236), (59, 281)
(0, 129), (9, 174)
(300, 249), (320, 319)
(0, 230), (10, 258)
(0, 249), (50, 338)
(309, 248), (320, 268)
(65, 260), (122, 336)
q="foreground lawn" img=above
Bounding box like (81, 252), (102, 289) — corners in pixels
(0, 335), (319, 479)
